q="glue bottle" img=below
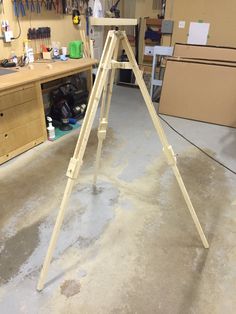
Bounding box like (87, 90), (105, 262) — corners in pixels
(47, 117), (55, 140)
(23, 40), (34, 63)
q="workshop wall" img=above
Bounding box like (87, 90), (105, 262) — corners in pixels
(165, 0), (236, 47)
(135, 0), (160, 18)
(123, 0), (160, 19)
(0, 2), (85, 60)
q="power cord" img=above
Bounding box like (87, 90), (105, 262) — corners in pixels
(12, 15), (21, 40)
(158, 114), (236, 176)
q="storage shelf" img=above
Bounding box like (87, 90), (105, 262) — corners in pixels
(138, 18), (163, 66)
(146, 18), (162, 27)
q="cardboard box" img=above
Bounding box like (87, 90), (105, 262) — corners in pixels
(159, 58), (236, 128)
(174, 43), (236, 62)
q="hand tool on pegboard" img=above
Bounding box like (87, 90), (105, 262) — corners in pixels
(25, 0), (29, 10)
(55, 0), (60, 13)
(61, 0), (66, 14)
(85, 1), (92, 36)
(35, 0), (41, 13)
(41, 0), (47, 8)
(30, 0), (35, 12)
(13, 0), (19, 17)
(19, 0), (26, 16)
(13, 0), (26, 17)
(0, 0), (4, 14)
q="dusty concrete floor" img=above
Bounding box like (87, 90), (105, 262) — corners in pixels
(0, 86), (236, 313)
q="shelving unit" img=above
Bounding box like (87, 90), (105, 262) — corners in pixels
(138, 18), (162, 70)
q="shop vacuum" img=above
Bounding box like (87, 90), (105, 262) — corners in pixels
(49, 81), (89, 131)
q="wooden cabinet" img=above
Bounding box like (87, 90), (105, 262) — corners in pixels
(0, 84), (47, 164)
(0, 59), (95, 165)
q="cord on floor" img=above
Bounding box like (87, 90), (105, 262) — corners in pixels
(158, 114), (236, 176)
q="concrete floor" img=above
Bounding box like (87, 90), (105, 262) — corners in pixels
(1, 86), (236, 313)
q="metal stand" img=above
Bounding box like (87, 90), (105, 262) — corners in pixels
(37, 30), (209, 291)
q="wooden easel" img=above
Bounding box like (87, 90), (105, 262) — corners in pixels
(37, 29), (209, 291)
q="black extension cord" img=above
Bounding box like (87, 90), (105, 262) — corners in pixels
(158, 114), (236, 176)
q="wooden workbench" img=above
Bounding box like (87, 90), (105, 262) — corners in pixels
(0, 58), (96, 165)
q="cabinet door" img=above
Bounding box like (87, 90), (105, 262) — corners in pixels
(0, 86), (36, 111)
(0, 83), (47, 164)
(0, 100), (40, 133)
(0, 119), (44, 156)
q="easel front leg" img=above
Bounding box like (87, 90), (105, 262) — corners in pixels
(121, 33), (209, 249)
(37, 169), (80, 291)
(37, 32), (119, 291)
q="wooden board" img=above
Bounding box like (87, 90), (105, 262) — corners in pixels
(174, 43), (236, 62)
(89, 18), (138, 26)
(159, 59), (236, 128)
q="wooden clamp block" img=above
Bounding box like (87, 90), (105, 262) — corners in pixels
(66, 157), (83, 179)
(163, 145), (177, 166)
(98, 119), (108, 140)
(111, 61), (132, 69)
(101, 63), (111, 70)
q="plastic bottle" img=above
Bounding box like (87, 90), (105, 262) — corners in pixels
(24, 40), (34, 63)
(52, 41), (60, 58)
(10, 51), (18, 64)
(47, 117), (55, 140)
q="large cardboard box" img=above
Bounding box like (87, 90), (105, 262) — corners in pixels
(174, 43), (236, 62)
(159, 58), (236, 128)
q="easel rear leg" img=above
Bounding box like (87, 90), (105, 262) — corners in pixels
(121, 33), (209, 249)
(93, 40), (120, 186)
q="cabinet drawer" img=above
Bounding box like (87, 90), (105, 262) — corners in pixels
(0, 99), (41, 133)
(0, 118), (44, 156)
(0, 86), (37, 111)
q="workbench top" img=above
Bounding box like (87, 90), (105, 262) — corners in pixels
(0, 58), (96, 92)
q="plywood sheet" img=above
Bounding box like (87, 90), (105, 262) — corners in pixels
(159, 59), (236, 128)
(174, 43), (236, 62)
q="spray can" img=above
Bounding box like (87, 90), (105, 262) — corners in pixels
(47, 117), (55, 140)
